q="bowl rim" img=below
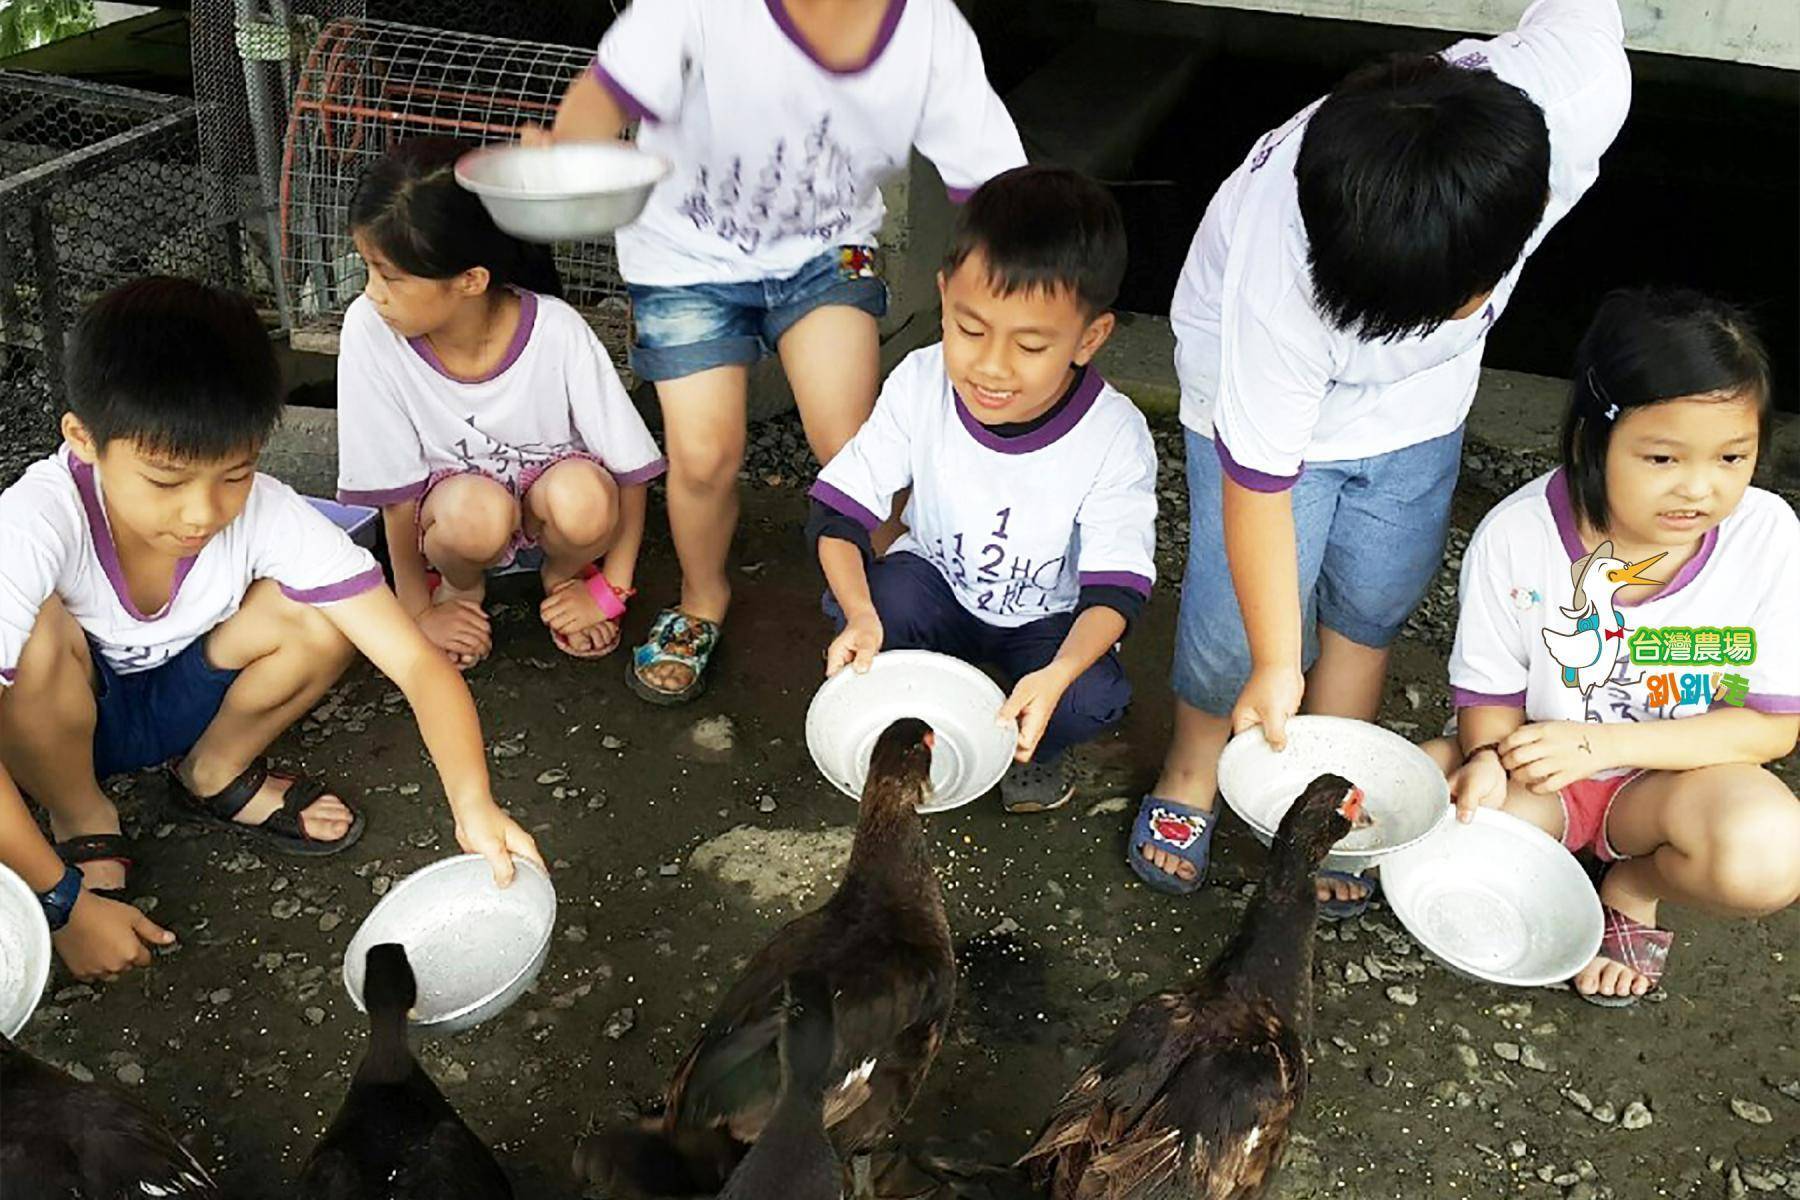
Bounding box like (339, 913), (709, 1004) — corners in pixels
(1216, 714), (1452, 860)
(0, 863), (51, 1038)
(805, 649), (1015, 813)
(454, 143), (671, 201)
(1381, 807), (1604, 987)
(341, 853), (555, 1028)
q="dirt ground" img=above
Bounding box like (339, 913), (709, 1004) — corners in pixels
(12, 454), (1799, 1200)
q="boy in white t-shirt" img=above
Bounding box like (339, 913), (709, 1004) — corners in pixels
(812, 167), (1156, 813)
(540, 0), (1027, 705)
(1135, 0), (1633, 903)
(0, 279), (542, 984)
(1440, 289), (1798, 1005)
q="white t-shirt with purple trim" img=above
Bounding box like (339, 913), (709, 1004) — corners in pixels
(1449, 470), (1800, 745)
(1171, 0), (1631, 490)
(592, 0), (1026, 287)
(0, 450), (383, 683)
(811, 344), (1158, 629)
(334, 291), (666, 507)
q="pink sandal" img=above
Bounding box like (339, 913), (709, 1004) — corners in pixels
(1577, 904), (1673, 1008)
(549, 566), (631, 660)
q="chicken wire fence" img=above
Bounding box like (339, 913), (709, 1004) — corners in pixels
(190, 2), (630, 361)
(0, 74), (232, 466)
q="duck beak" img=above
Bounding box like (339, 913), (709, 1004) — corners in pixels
(1338, 787), (1368, 827)
(922, 730), (936, 752)
(1606, 552), (1667, 588)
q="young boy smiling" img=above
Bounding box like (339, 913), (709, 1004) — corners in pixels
(809, 166), (1156, 812)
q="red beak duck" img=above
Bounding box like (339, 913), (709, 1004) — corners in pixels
(299, 942), (512, 1198)
(1018, 774), (1364, 1200)
(576, 717), (952, 1196)
(1, 1030), (218, 1198)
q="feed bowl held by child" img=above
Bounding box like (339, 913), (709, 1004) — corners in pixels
(1381, 808), (1604, 987)
(1217, 715), (1451, 872)
(342, 854), (555, 1034)
(0, 863), (52, 1038)
(455, 143), (670, 242)
(807, 650), (1019, 814)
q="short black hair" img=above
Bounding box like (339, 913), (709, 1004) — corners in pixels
(1296, 52), (1551, 341)
(65, 276), (283, 460)
(943, 165), (1127, 317)
(350, 136), (563, 298)
(1562, 287), (1771, 533)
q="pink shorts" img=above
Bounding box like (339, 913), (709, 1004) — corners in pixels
(416, 451), (609, 567)
(1559, 771), (1643, 862)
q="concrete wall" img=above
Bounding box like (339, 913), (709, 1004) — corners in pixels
(1151, 0), (1800, 69)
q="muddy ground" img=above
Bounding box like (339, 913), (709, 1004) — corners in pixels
(11, 427), (1799, 1200)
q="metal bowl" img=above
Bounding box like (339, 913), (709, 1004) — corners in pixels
(1382, 809), (1603, 987)
(342, 855), (555, 1034)
(0, 864), (51, 1037)
(807, 651), (1018, 813)
(455, 143), (669, 242)
(1217, 715), (1451, 872)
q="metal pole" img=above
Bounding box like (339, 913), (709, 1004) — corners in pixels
(236, 0), (296, 331)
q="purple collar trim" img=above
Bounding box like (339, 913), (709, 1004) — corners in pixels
(953, 368), (1105, 455)
(1545, 467), (1718, 608)
(408, 289), (539, 384)
(67, 452), (198, 623)
(764, 0), (907, 75)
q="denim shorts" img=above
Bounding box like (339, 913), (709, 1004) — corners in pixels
(1172, 425), (1463, 716)
(90, 635), (240, 779)
(627, 245), (888, 382)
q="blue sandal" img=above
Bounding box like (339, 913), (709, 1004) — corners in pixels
(629, 607), (720, 707)
(1318, 869), (1378, 922)
(1127, 796), (1216, 895)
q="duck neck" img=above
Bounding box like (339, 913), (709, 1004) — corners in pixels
(845, 784), (932, 893)
(360, 1006), (415, 1085)
(1215, 863), (1322, 1019)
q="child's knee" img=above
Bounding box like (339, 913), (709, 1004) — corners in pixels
(248, 583), (356, 672)
(13, 595), (91, 684)
(1709, 793), (1800, 914)
(535, 466), (618, 546)
(429, 483), (518, 562)
(668, 436), (744, 494)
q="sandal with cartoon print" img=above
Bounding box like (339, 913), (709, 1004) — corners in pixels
(628, 607), (721, 707)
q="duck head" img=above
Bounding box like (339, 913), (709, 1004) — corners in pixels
(1272, 774), (1367, 878)
(863, 717), (935, 811)
(363, 942), (418, 1017)
(1566, 540), (1666, 615)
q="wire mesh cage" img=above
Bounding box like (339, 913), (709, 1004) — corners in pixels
(0, 74), (230, 474)
(278, 18), (630, 359)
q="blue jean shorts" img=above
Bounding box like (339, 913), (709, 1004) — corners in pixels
(1172, 425), (1463, 716)
(90, 636), (240, 780)
(627, 245), (888, 382)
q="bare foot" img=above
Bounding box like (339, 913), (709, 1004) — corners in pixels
(419, 580), (491, 670)
(540, 575), (622, 659)
(181, 763), (355, 842)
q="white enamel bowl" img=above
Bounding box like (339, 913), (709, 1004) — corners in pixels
(0, 863), (52, 1037)
(1382, 808), (1604, 987)
(343, 855), (555, 1034)
(1217, 715), (1452, 872)
(455, 142), (669, 241)
(807, 651), (1018, 813)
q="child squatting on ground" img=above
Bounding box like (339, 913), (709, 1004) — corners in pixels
(1433, 288), (1800, 1005)
(538, 0), (1026, 706)
(809, 166), (1158, 815)
(1134, 0), (1632, 909)
(0, 279), (544, 985)
(336, 137), (667, 670)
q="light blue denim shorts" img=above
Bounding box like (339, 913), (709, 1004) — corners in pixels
(627, 245), (888, 383)
(1172, 425), (1464, 716)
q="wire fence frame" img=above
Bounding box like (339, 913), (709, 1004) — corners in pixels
(277, 17), (630, 361)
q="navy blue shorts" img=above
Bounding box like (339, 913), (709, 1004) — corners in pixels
(91, 636), (240, 780)
(628, 245), (888, 383)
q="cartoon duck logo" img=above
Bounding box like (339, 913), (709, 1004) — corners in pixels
(1541, 540), (1665, 699)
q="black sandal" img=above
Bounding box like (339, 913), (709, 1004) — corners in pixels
(165, 757), (366, 857)
(56, 833), (134, 901)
